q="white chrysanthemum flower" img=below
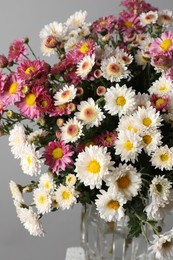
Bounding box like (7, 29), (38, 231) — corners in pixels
(76, 54), (95, 79)
(163, 113), (173, 127)
(60, 117), (84, 143)
(134, 106), (162, 132)
(65, 10), (88, 30)
(15, 205), (44, 237)
(55, 185), (77, 210)
(101, 56), (130, 82)
(95, 189), (126, 222)
(20, 143), (42, 176)
(151, 145), (173, 171)
(115, 47), (133, 65)
(38, 173), (55, 193)
(149, 229), (173, 260)
(115, 130), (142, 163)
(66, 174), (77, 187)
(139, 11), (158, 26)
(33, 188), (52, 214)
(158, 9), (173, 27)
(135, 92), (151, 109)
(9, 123), (26, 158)
(104, 163), (142, 200)
(117, 115), (140, 134)
(39, 21), (66, 40)
(9, 180), (24, 203)
(104, 84), (136, 117)
(135, 50), (148, 68)
(141, 129), (162, 155)
(149, 175), (172, 203)
(64, 37), (80, 53)
(75, 98), (105, 128)
(75, 145), (113, 189)
(27, 129), (47, 144)
(40, 38), (56, 56)
(148, 76), (173, 96)
(54, 84), (77, 105)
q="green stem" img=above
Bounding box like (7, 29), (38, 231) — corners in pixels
(26, 43), (38, 59)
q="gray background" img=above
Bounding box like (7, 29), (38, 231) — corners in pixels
(0, 1), (173, 260)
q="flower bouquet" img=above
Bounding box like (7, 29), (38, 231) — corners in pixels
(1, 0), (173, 259)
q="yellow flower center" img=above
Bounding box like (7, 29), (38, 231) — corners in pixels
(62, 191), (70, 200)
(80, 42), (89, 54)
(25, 93), (36, 106)
(155, 98), (164, 106)
(160, 39), (172, 51)
(116, 96), (126, 106)
(159, 85), (167, 91)
(87, 159), (101, 174)
(143, 135), (152, 145)
(143, 117), (152, 127)
(105, 136), (112, 143)
(40, 100), (48, 108)
(100, 20), (108, 26)
(8, 82), (18, 94)
(25, 66), (35, 75)
(124, 140), (133, 151)
(124, 20), (133, 28)
(45, 182), (50, 190)
(160, 153), (169, 161)
(107, 200), (120, 210)
(128, 125), (138, 133)
(27, 156), (31, 165)
(117, 174), (131, 189)
(52, 147), (63, 159)
(38, 195), (45, 204)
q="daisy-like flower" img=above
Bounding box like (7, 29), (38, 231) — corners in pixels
(104, 163), (142, 200)
(151, 145), (173, 171)
(75, 98), (105, 128)
(8, 38), (27, 62)
(135, 93), (151, 109)
(40, 36), (58, 57)
(15, 204), (44, 237)
(43, 140), (74, 173)
(20, 143), (42, 176)
(158, 10), (173, 27)
(150, 93), (169, 113)
(148, 76), (173, 97)
(115, 130), (142, 163)
(54, 84), (77, 106)
(65, 174), (77, 187)
(55, 184), (77, 210)
(134, 106), (162, 132)
(95, 189), (126, 222)
(149, 229), (173, 260)
(101, 56), (129, 82)
(91, 15), (117, 33)
(27, 129), (47, 144)
(117, 115), (140, 134)
(65, 10), (88, 30)
(60, 117), (84, 143)
(115, 47), (133, 66)
(39, 21), (65, 40)
(141, 129), (162, 155)
(149, 175), (172, 203)
(75, 145), (113, 189)
(139, 11), (158, 26)
(149, 31), (173, 58)
(94, 130), (117, 147)
(33, 188), (52, 214)
(135, 50), (148, 68)
(9, 180), (24, 203)
(38, 173), (55, 193)
(76, 54), (95, 79)
(9, 123), (26, 159)
(104, 84), (136, 117)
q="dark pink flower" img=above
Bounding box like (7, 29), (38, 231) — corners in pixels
(94, 131), (117, 147)
(91, 15), (117, 33)
(43, 140), (74, 173)
(150, 93), (169, 113)
(8, 38), (27, 62)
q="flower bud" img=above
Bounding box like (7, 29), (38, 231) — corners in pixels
(0, 55), (8, 68)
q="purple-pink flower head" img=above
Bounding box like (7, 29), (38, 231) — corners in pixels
(8, 38), (27, 62)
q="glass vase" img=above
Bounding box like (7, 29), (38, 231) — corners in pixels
(80, 203), (155, 260)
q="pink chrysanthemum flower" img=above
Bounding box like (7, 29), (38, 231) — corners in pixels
(36, 91), (52, 114)
(43, 140), (74, 173)
(150, 93), (169, 113)
(149, 31), (173, 58)
(48, 103), (71, 117)
(151, 54), (173, 72)
(17, 59), (49, 83)
(16, 86), (48, 119)
(94, 131), (117, 147)
(120, 0), (158, 14)
(66, 39), (96, 64)
(8, 38), (27, 62)
(118, 11), (143, 34)
(91, 15), (117, 33)
(1, 73), (23, 106)
(166, 67), (173, 81)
